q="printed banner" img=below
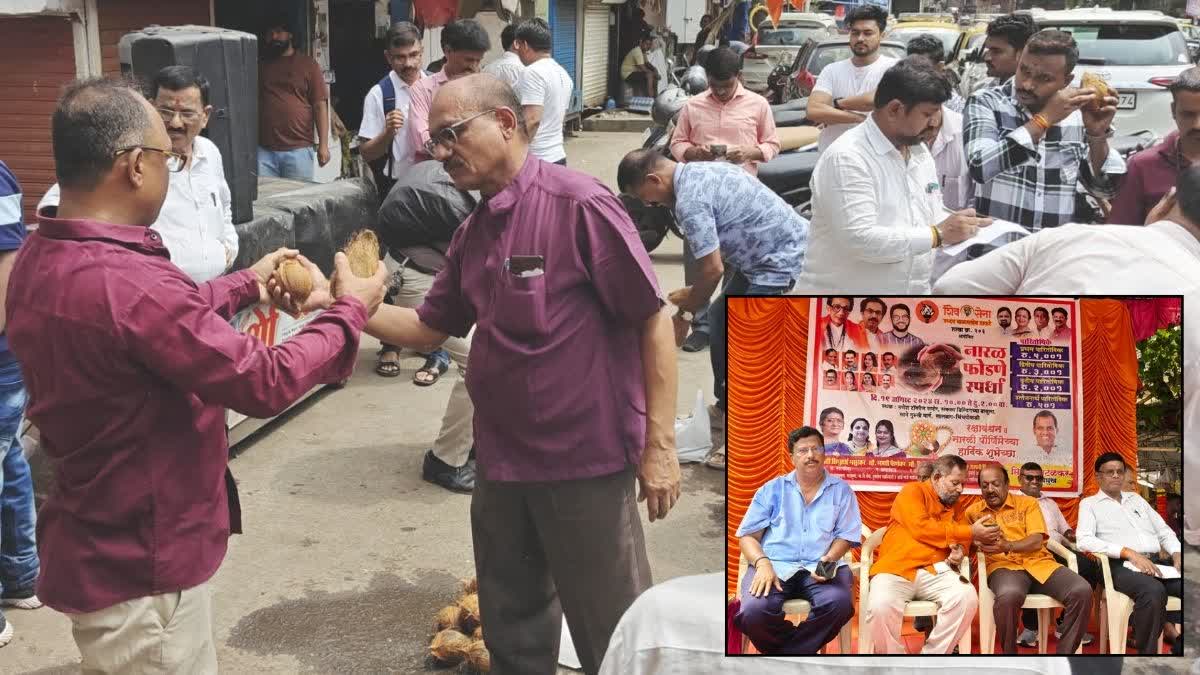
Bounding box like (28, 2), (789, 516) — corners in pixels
(803, 297), (1083, 496)
(225, 303), (325, 430)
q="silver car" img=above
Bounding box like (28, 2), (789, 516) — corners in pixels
(743, 13), (840, 94)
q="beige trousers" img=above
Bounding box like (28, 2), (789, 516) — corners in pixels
(391, 264), (475, 467)
(69, 582), (216, 674)
(867, 569), (978, 654)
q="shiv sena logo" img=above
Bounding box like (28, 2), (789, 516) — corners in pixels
(916, 300), (939, 324)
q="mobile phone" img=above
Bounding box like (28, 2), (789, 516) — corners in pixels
(815, 560), (837, 578)
(710, 144), (727, 157)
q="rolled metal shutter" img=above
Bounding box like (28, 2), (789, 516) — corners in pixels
(581, 1), (610, 107)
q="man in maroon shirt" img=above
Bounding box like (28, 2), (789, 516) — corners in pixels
(279, 73), (681, 674)
(1109, 67), (1200, 225)
(5, 78), (386, 672)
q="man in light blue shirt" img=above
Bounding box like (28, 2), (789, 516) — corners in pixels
(733, 426), (862, 654)
(617, 149), (808, 467)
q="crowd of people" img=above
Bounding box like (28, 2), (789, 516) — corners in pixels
(735, 430), (1183, 656)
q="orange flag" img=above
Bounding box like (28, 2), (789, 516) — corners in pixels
(767, 0), (784, 27)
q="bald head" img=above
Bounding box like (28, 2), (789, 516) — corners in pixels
(53, 78), (155, 190)
(435, 73), (526, 136)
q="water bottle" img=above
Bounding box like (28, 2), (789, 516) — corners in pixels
(605, 97), (616, 110)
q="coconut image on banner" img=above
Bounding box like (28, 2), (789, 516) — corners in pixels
(802, 297), (1083, 496)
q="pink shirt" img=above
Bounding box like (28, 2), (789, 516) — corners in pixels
(669, 83), (780, 176)
(407, 70), (451, 163)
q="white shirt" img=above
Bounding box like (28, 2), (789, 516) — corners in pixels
(812, 55), (897, 152)
(38, 135), (237, 283)
(598, 573), (1072, 674)
(933, 219), (1200, 548)
(1029, 443), (1074, 479)
(930, 106), (971, 212)
(358, 70), (422, 179)
(1077, 490), (1182, 559)
(518, 56), (574, 163)
(1032, 493), (1072, 547)
(796, 114), (949, 294)
(484, 51), (526, 90)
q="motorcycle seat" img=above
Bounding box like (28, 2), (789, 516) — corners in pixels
(757, 151), (820, 194)
(770, 98), (808, 114)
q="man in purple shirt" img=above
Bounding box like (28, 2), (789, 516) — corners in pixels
(287, 73), (682, 674)
(5, 78), (387, 672)
(1109, 67), (1200, 225)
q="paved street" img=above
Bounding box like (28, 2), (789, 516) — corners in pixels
(8, 131), (727, 674)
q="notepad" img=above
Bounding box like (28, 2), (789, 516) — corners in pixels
(1123, 561), (1180, 579)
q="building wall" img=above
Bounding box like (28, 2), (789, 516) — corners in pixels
(98, 0), (211, 75)
(0, 14), (77, 222)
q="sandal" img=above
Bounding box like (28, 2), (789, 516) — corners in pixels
(413, 349), (450, 387)
(704, 445), (726, 471)
(375, 346), (402, 378)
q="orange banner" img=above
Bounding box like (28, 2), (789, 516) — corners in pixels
(725, 298), (1138, 597)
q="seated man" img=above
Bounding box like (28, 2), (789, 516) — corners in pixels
(912, 460), (964, 639)
(1016, 461), (1099, 647)
(620, 35), (659, 97)
(866, 454), (995, 653)
(734, 426), (862, 654)
(1077, 452), (1182, 654)
(966, 464), (1093, 654)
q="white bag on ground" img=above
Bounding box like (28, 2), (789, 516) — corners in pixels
(675, 389), (712, 463)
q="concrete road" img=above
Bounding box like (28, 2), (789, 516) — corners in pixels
(7, 131), (727, 674)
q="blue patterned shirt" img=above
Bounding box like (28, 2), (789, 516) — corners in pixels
(736, 470), (863, 583)
(673, 161), (807, 287)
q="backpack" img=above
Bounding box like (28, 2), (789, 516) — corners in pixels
(368, 74), (397, 195)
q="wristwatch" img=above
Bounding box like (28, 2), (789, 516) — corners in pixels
(833, 97), (843, 110)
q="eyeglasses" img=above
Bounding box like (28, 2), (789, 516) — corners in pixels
(156, 107), (203, 123)
(829, 303), (851, 312)
(115, 146), (186, 172)
(423, 108), (497, 156)
(1021, 474), (1044, 483)
(1098, 469), (1126, 478)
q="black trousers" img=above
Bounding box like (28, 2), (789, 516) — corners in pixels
(1107, 555), (1182, 654)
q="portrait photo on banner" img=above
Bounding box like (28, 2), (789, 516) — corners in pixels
(808, 296), (1083, 495)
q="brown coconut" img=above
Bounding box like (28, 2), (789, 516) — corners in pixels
(472, 626), (482, 640)
(343, 229), (380, 278)
(467, 639), (491, 672)
(462, 577), (478, 595)
(458, 592), (481, 634)
(429, 628), (472, 666)
(275, 258), (312, 304)
(435, 604), (463, 632)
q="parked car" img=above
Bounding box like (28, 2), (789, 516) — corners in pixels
(742, 12), (840, 94)
(771, 37), (907, 103)
(1021, 8), (1193, 141)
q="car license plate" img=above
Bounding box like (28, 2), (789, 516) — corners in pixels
(1117, 93), (1136, 109)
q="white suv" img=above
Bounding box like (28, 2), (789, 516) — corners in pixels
(742, 13), (840, 95)
(1025, 8), (1192, 139)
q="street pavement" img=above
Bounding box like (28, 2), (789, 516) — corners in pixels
(7, 131), (727, 674)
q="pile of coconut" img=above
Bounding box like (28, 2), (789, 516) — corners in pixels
(429, 578), (490, 672)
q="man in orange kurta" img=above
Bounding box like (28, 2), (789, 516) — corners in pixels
(966, 464), (1093, 654)
(866, 455), (998, 653)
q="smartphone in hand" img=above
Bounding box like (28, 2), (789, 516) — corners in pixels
(815, 560), (837, 578)
(710, 144), (727, 157)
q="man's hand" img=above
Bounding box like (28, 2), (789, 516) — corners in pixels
(810, 557), (832, 583)
(250, 247), (300, 302)
(268, 255), (333, 316)
(384, 109), (405, 134)
(1040, 87), (1095, 127)
(667, 286), (693, 309)
(947, 544), (965, 566)
(1081, 93), (1118, 137)
(725, 146), (762, 164)
(683, 146), (716, 162)
(1124, 549), (1162, 577)
(750, 559), (783, 597)
(637, 435), (681, 522)
(1146, 187), (1177, 225)
(972, 517), (1001, 545)
(937, 209), (994, 246)
(317, 143), (331, 167)
(330, 251), (389, 316)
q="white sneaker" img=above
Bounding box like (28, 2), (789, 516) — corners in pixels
(1017, 628), (1038, 647)
(0, 594), (42, 610)
(1054, 627), (1095, 645)
(0, 613), (12, 648)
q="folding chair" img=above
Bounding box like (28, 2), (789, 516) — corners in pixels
(977, 539), (1083, 654)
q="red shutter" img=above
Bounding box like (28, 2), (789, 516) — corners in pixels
(0, 16), (76, 224)
(99, 0), (212, 75)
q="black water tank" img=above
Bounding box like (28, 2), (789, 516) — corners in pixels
(120, 25), (258, 224)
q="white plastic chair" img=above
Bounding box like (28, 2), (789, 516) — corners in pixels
(1098, 554), (1182, 654)
(733, 524), (868, 654)
(977, 538), (1083, 654)
(858, 525), (972, 654)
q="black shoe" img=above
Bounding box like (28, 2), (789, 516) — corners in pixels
(422, 450), (475, 493)
(682, 331), (709, 352)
